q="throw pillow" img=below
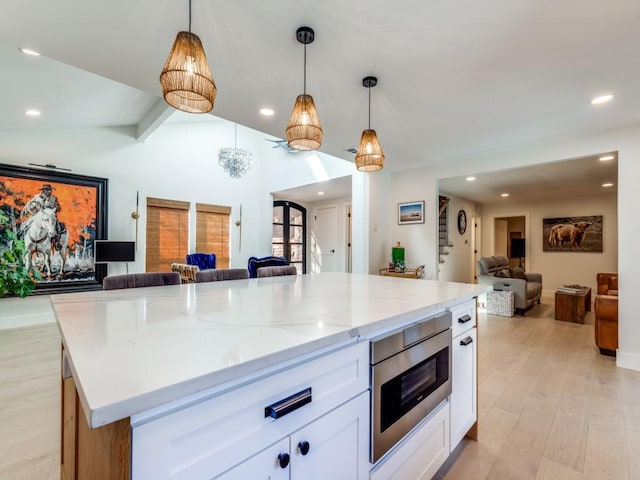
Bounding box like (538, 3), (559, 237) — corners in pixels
(496, 269), (511, 278)
(510, 267), (527, 280)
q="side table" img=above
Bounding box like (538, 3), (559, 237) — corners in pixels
(555, 287), (591, 323)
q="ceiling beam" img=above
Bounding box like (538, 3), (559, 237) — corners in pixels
(135, 99), (173, 142)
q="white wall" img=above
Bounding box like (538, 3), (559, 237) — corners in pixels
(0, 118), (355, 275)
(481, 193), (617, 297)
(388, 172), (437, 278)
(381, 122), (640, 371)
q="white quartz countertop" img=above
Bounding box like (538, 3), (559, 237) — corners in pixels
(51, 272), (489, 428)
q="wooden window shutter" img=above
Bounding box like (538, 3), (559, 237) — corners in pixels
(146, 197), (190, 273)
(196, 203), (231, 268)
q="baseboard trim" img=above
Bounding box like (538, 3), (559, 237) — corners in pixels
(617, 350), (640, 372)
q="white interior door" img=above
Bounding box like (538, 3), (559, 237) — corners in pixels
(471, 216), (481, 283)
(313, 206), (338, 273)
(345, 204), (352, 273)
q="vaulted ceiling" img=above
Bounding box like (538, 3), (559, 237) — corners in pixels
(1, 0), (636, 179)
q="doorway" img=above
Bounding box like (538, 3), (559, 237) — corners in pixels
(492, 214), (527, 271)
(312, 205), (338, 272)
(272, 200), (307, 273)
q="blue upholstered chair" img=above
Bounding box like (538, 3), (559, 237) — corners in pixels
(186, 253), (216, 270)
(247, 256), (289, 278)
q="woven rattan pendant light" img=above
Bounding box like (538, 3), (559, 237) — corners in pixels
(355, 76), (385, 172)
(286, 26), (323, 151)
(160, 0), (216, 113)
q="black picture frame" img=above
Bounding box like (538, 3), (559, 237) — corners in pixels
(0, 163), (108, 294)
(457, 209), (467, 235)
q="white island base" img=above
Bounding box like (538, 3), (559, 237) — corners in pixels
(54, 273), (486, 480)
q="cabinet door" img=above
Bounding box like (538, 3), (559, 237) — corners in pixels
(450, 327), (477, 450)
(216, 438), (290, 480)
(290, 392), (369, 480)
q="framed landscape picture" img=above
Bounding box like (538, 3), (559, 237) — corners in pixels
(0, 164), (108, 294)
(398, 201), (425, 225)
(542, 215), (603, 252)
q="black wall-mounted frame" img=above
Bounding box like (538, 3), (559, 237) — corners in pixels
(0, 163), (108, 295)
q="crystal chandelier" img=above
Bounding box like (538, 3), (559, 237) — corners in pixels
(218, 124), (253, 179)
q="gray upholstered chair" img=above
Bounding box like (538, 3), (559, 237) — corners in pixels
(257, 265), (298, 277)
(195, 268), (249, 283)
(476, 256), (542, 314)
(102, 272), (181, 290)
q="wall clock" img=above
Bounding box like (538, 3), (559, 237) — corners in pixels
(457, 209), (467, 235)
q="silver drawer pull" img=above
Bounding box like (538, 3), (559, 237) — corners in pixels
(265, 387), (312, 419)
(460, 336), (473, 346)
(458, 314), (472, 324)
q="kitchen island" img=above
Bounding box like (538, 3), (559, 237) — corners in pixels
(53, 272), (489, 480)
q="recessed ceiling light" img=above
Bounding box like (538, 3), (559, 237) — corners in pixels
(19, 48), (40, 56)
(501, 193), (509, 197)
(590, 94), (614, 105)
(466, 176), (476, 182)
(24, 109), (41, 116)
(318, 191), (324, 195)
(599, 155), (615, 161)
(259, 108), (274, 116)
(602, 182), (614, 187)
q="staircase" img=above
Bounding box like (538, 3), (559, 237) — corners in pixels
(439, 196), (453, 264)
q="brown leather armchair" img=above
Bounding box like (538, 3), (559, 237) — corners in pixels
(594, 273), (618, 356)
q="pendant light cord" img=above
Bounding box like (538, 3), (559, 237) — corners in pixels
(368, 86), (371, 129)
(303, 43), (307, 94)
(188, 0), (192, 33)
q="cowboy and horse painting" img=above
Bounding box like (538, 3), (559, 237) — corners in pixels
(0, 164), (108, 294)
(20, 184), (69, 278)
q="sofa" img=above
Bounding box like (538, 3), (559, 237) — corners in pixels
(477, 256), (543, 314)
(595, 273), (618, 356)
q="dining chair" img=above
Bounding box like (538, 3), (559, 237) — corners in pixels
(195, 269), (249, 283)
(102, 272), (181, 290)
(256, 265), (298, 278)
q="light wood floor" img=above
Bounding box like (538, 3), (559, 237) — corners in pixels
(1, 299), (638, 480)
(439, 300), (640, 480)
(0, 323), (60, 480)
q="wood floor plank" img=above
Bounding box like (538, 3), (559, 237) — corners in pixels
(534, 457), (585, 480)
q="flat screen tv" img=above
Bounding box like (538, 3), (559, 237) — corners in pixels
(94, 240), (135, 263)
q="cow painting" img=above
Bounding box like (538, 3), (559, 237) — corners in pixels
(543, 216), (603, 252)
(548, 222), (592, 248)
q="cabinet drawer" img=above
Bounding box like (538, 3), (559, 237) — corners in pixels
(131, 341), (368, 480)
(450, 298), (476, 338)
(370, 401), (450, 480)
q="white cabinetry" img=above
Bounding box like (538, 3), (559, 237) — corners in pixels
(449, 299), (477, 450)
(131, 342), (369, 480)
(220, 392), (369, 480)
(369, 401), (450, 480)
